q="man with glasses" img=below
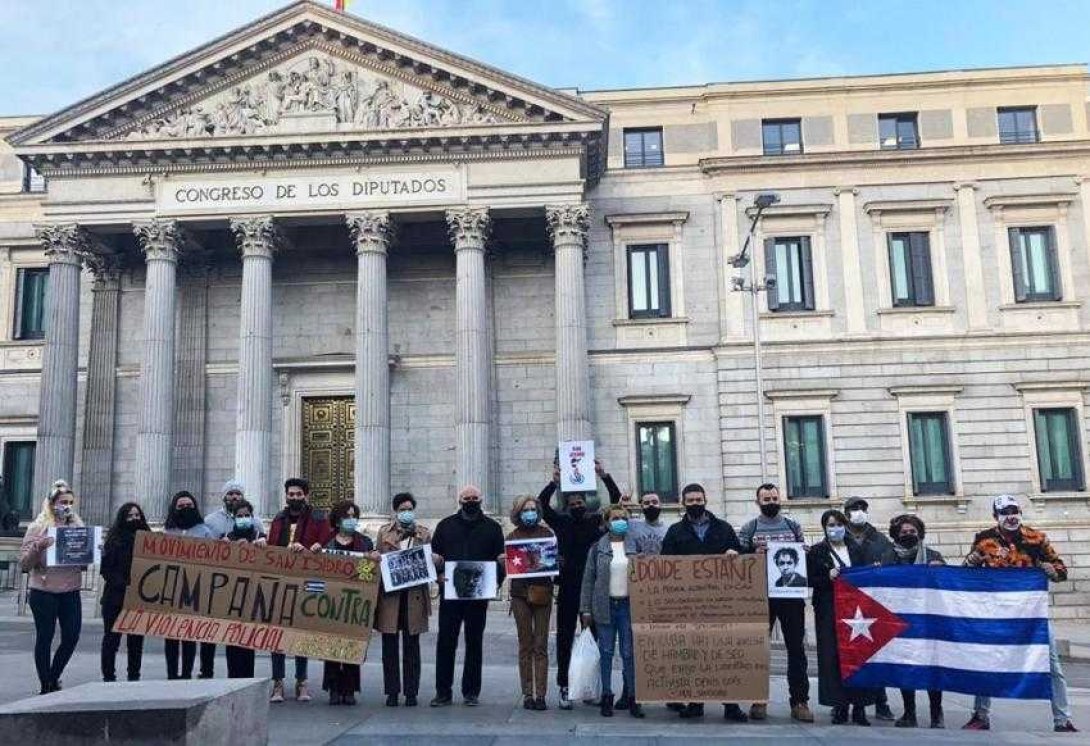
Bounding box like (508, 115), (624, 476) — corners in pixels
(962, 494), (1078, 733)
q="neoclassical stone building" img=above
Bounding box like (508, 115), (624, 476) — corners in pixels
(1, 1), (1089, 613)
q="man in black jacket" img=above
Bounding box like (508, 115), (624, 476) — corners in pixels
(539, 458), (621, 709)
(429, 485), (506, 708)
(660, 482), (748, 722)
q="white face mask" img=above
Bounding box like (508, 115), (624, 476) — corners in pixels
(848, 509), (868, 526)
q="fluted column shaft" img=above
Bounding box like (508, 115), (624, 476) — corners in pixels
(32, 224), (87, 499)
(134, 219), (184, 519)
(447, 207), (492, 500)
(230, 218), (280, 518)
(546, 204), (592, 441)
(174, 264), (209, 509)
(347, 212), (391, 515)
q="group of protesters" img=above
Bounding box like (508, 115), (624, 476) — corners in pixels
(16, 462), (1080, 732)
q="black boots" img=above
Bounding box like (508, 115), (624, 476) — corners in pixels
(600, 693), (614, 717)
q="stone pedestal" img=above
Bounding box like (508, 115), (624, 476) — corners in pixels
(546, 203), (592, 441)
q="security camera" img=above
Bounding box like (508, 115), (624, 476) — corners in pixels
(764, 274), (777, 289)
(731, 276), (746, 291)
(753, 193), (781, 209)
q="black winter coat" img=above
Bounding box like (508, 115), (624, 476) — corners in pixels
(661, 512), (741, 556)
(539, 475), (621, 586)
(100, 532), (137, 609)
(431, 511), (507, 590)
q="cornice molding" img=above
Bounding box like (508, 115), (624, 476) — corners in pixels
(864, 198), (953, 214)
(604, 211), (689, 228)
(983, 192), (1078, 210)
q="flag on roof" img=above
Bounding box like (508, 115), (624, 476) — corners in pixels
(834, 565), (1053, 699)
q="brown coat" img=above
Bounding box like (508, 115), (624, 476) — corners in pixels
(373, 521), (434, 635)
(505, 523), (555, 598)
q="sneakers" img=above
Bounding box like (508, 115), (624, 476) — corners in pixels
(962, 713), (990, 730)
(270, 680), (285, 703)
(533, 697), (547, 711)
(429, 694), (453, 707)
(464, 695), (480, 707)
(749, 703), (767, 721)
(791, 703), (815, 723)
(1055, 721), (1079, 733)
(895, 713), (918, 728)
(723, 704), (748, 722)
(850, 705), (870, 727)
(295, 680), (312, 702)
(558, 687), (573, 710)
(600, 693), (614, 718)
(875, 701), (896, 721)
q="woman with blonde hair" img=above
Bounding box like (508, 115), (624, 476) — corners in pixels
(505, 494), (555, 711)
(19, 480), (85, 694)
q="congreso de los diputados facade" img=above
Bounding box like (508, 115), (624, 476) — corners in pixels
(1, 1), (1089, 613)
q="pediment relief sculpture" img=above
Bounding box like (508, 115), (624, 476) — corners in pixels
(121, 52), (513, 140)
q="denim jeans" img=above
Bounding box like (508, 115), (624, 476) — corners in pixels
(973, 633), (1070, 725)
(271, 653), (308, 682)
(596, 597), (635, 698)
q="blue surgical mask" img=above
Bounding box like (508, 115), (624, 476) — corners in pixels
(397, 510), (415, 526)
(609, 519), (629, 536)
(520, 510), (539, 526)
(234, 516), (254, 531)
(341, 517), (359, 533)
(826, 525), (845, 543)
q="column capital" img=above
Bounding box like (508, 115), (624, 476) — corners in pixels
(83, 252), (125, 289)
(545, 203), (590, 249)
(134, 218), (192, 263)
(346, 211), (391, 255)
(446, 206), (491, 250)
(230, 216), (284, 259)
(35, 223), (90, 266)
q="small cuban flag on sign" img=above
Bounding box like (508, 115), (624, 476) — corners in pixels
(304, 580), (327, 594)
(834, 565), (1053, 699)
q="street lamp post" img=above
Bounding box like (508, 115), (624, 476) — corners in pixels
(729, 193), (780, 483)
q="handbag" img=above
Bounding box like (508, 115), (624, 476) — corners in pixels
(526, 582), (553, 607)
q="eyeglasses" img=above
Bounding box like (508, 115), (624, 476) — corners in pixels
(998, 507), (1021, 516)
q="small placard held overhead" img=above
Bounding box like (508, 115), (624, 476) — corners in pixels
(559, 440), (594, 493)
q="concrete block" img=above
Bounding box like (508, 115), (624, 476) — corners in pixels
(0, 679), (269, 745)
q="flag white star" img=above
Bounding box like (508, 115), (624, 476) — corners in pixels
(841, 606), (876, 642)
(512, 555), (522, 567)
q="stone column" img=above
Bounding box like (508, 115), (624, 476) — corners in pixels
(78, 254), (123, 523)
(447, 207), (492, 498)
(173, 260), (210, 507)
(133, 219), (186, 520)
(954, 183), (989, 330)
(32, 224), (88, 499)
(230, 218), (281, 518)
(836, 187), (867, 334)
(546, 203), (592, 441)
(346, 212), (391, 515)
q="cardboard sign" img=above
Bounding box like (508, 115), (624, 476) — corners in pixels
(380, 544), (437, 592)
(114, 531), (381, 664)
(46, 526), (102, 567)
(504, 537), (559, 579)
(559, 440), (594, 493)
(767, 541), (808, 599)
(630, 554), (769, 702)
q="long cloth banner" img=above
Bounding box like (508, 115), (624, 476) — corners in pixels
(114, 531), (381, 664)
(630, 554), (769, 702)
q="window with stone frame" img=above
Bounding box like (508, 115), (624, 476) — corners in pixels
(887, 231), (935, 307)
(997, 106), (1039, 144)
(636, 421), (678, 503)
(783, 415), (828, 498)
(878, 112), (919, 150)
(2, 440), (35, 520)
(20, 163), (45, 193)
(623, 127), (664, 168)
(764, 236), (815, 312)
(907, 412), (955, 495)
(1033, 408), (1085, 492)
(14, 267), (48, 340)
(762, 118), (803, 156)
(626, 243), (671, 318)
(1008, 226), (1061, 302)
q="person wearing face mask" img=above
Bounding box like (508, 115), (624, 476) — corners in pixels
(629, 492), (668, 556)
(321, 501), (375, 705)
(221, 499), (265, 679)
(808, 509), (880, 726)
(162, 490), (217, 681)
(19, 481), (85, 694)
(375, 493), (434, 708)
(429, 485), (506, 707)
(877, 514), (945, 728)
(204, 479), (246, 539)
(100, 502), (150, 683)
(267, 477), (332, 703)
(538, 457), (621, 709)
(504, 495), (556, 711)
(661, 482), (746, 722)
(738, 483), (813, 723)
(579, 505), (643, 719)
(841, 495), (895, 721)
(962, 495), (1077, 733)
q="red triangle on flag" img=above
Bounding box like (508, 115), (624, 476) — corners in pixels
(834, 577), (909, 679)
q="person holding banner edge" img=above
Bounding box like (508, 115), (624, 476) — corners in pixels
(100, 502), (150, 683)
(376, 492), (434, 708)
(162, 490), (217, 681)
(539, 456), (621, 709)
(19, 480), (85, 694)
(222, 499), (262, 678)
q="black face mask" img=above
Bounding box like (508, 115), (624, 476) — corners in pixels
(174, 507), (200, 529)
(685, 504), (706, 521)
(124, 518), (142, 531)
(569, 506), (587, 520)
(898, 534), (920, 549)
(461, 501), (482, 517)
(759, 503), (781, 519)
(642, 507), (661, 523)
(286, 499), (306, 514)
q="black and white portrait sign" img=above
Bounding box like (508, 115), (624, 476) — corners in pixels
(766, 541), (808, 599)
(443, 560), (498, 601)
(380, 543), (437, 592)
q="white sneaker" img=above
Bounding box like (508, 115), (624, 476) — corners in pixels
(558, 687), (573, 711)
(270, 680), (284, 703)
(295, 679), (312, 702)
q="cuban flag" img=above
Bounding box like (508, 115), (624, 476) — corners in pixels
(835, 565), (1052, 699)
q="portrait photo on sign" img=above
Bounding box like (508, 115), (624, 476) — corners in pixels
(559, 439), (595, 493)
(443, 560), (498, 601)
(504, 537), (559, 579)
(46, 525), (102, 567)
(766, 541), (808, 599)
(380, 543), (436, 592)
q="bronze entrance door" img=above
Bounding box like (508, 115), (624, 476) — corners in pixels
(300, 396), (355, 510)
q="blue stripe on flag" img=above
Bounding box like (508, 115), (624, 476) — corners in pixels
(841, 564), (1047, 592)
(847, 662), (1052, 700)
(898, 614), (1050, 646)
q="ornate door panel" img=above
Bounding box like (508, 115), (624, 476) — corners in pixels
(300, 396), (355, 510)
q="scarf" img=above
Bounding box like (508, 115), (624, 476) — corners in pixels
(893, 538), (929, 564)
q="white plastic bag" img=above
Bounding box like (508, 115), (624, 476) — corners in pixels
(568, 627), (601, 702)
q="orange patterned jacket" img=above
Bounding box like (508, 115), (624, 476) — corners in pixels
(967, 525), (1068, 582)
